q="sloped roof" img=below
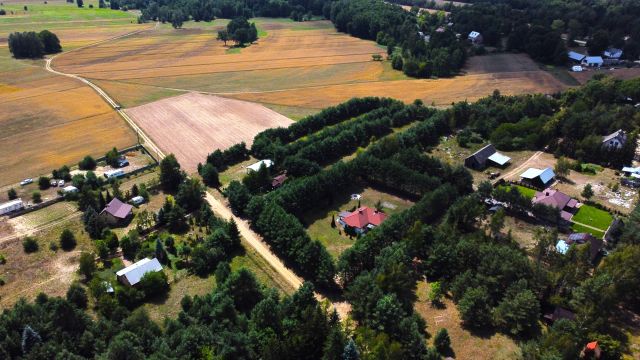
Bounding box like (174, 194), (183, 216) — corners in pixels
(343, 207), (387, 229)
(603, 129), (625, 143)
(568, 51), (586, 61)
(556, 240), (570, 254)
(520, 167), (555, 184)
(271, 173), (287, 187)
(101, 198), (133, 219)
(533, 189), (573, 209)
(488, 152), (511, 166)
(568, 232), (593, 244)
(247, 159), (273, 172)
(468, 31), (481, 38)
(622, 166), (640, 174)
(583, 56), (603, 64)
(466, 144), (496, 165)
(604, 48), (623, 58)
(116, 258), (163, 286)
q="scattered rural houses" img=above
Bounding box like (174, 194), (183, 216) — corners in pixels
(247, 159), (274, 173)
(520, 167), (556, 188)
(271, 173), (288, 189)
(467, 31), (482, 44)
(581, 56), (604, 67)
(100, 198), (133, 225)
(556, 233), (597, 255)
(337, 206), (387, 234)
(0, 199), (24, 216)
(602, 129), (626, 150)
(532, 188), (578, 221)
(463, 144), (511, 170)
(116, 258), (163, 286)
(568, 51), (586, 63)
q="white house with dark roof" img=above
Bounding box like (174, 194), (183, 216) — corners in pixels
(602, 129), (626, 150)
(116, 258), (163, 286)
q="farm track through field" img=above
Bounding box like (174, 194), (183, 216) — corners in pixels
(0, 212), (81, 245)
(45, 24), (349, 319)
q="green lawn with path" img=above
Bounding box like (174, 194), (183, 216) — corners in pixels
(572, 204), (613, 231)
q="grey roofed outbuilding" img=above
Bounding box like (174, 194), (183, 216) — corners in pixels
(116, 258), (163, 286)
(487, 152), (511, 166)
(568, 51), (586, 61)
(520, 167), (555, 185)
(464, 144), (497, 169)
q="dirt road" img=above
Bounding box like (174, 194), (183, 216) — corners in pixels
(498, 151), (544, 182)
(44, 26), (349, 319)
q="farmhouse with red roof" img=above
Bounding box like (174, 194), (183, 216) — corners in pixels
(338, 206), (387, 234)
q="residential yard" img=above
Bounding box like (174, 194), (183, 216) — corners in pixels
(502, 215), (540, 250)
(498, 184), (536, 199)
(428, 136), (535, 185)
(571, 223), (605, 239)
(218, 157), (259, 186)
(414, 281), (521, 360)
(572, 204), (613, 232)
(302, 186), (414, 258)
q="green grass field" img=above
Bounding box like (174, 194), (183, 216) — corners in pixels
(498, 184), (536, 199)
(572, 204), (613, 231)
(571, 223), (606, 239)
(0, 2), (135, 23)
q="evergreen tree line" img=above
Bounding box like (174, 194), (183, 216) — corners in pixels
(0, 270), (348, 359)
(8, 30), (61, 58)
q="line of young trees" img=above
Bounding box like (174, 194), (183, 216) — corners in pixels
(8, 30), (61, 58)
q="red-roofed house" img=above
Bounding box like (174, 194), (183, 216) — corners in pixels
(580, 341), (601, 359)
(100, 198), (133, 226)
(338, 207), (387, 234)
(532, 188), (579, 221)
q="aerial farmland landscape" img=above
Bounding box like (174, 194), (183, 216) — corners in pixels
(2, 0), (640, 358)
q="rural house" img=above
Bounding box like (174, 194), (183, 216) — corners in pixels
(467, 31), (482, 44)
(532, 189), (578, 221)
(568, 232), (594, 244)
(338, 206), (387, 234)
(602, 129), (626, 150)
(463, 144), (511, 170)
(543, 306), (576, 324)
(582, 56), (604, 67)
(247, 159), (273, 173)
(271, 173), (287, 189)
(0, 199), (24, 216)
(568, 51), (586, 62)
(116, 258), (163, 286)
(519, 167), (555, 188)
(100, 198), (133, 225)
(556, 239), (570, 254)
(603, 48), (623, 59)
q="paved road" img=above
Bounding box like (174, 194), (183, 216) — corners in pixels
(43, 26), (349, 318)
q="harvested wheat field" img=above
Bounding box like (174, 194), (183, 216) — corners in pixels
(0, 48), (136, 186)
(125, 93), (294, 173)
(51, 19), (567, 115)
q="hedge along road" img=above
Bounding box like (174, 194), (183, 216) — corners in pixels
(44, 25), (350, 319)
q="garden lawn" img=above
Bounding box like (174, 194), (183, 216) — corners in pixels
(497, 184), (536, 199)
(571, 223), (606, 239)
(572, 204), (613, 232)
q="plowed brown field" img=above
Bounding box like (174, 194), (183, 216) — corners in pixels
(125, 93), (293, 173)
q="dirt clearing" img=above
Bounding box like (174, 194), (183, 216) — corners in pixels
(125, 93), (293, 173)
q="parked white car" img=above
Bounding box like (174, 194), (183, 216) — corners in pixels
(58, 180), (65, 187)
(50, 179), (58, 187)
(20, 178), (33, 186)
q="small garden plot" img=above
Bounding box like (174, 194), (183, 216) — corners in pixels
(572, 205), (613, 232)
(302, 187), (413, 258)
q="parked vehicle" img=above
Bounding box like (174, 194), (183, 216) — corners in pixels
(50, 179), (58, 187)
(20, 178), (33, 186)
(58, 180), (65, 187)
